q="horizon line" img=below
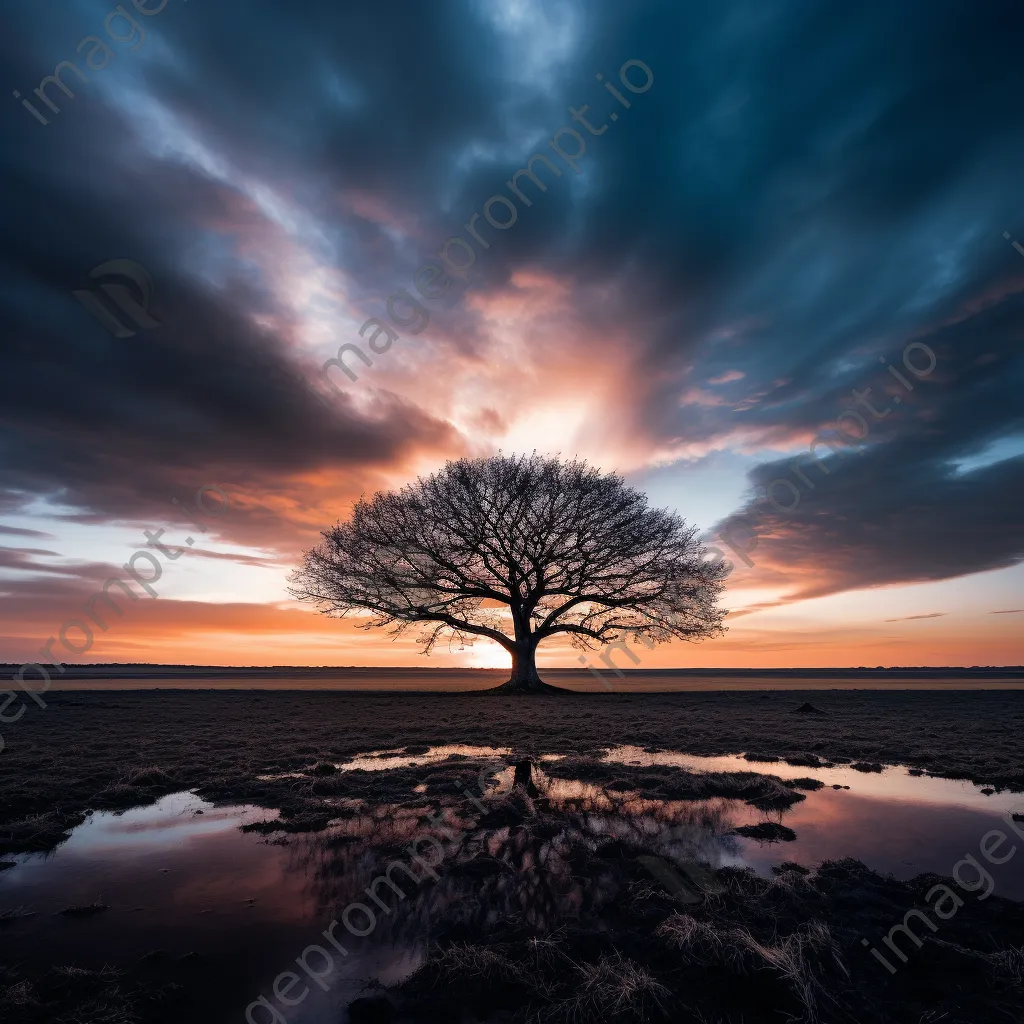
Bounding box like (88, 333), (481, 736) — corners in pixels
(5, 663), (1021, 672)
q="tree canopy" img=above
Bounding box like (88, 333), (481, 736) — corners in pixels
(290, 454), (729, 691)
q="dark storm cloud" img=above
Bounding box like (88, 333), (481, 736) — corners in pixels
(748, 450), (1023, 601)
(709, 268), (1024, 597)
(1, 0), (1023, 600)
(1, 0), (485, 542)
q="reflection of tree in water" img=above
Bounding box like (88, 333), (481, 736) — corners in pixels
(283, 760), (744, 946)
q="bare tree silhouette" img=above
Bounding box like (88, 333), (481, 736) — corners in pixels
(290, 454), (728, 692)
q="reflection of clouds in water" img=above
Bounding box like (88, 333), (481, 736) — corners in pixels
(601, 745), (1015, 813)
(40, 792), (273, 856)
(9, 749), (1016, 976)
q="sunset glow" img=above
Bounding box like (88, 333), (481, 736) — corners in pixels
(2, 1), (1021, 672)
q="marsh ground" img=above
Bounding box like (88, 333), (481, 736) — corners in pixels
(2, 688), (1022, 850)
(1, 688), (1022, 1023)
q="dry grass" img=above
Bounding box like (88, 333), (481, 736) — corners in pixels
(0, 965), (149, 1024)
(0, 811), (86, 854)
(426, 941), (529, 987)
(0, 906), (36, 925)
(985, 945), (1024, 984)
(413, 939), (672, 1023)
(537, 951), (672, 1023)
(390, 841), (1024, 1024)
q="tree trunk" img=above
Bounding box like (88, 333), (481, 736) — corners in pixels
(494, 640), (564, 694)
(513, 758), (540, 797)
(504, 643), (544, 690)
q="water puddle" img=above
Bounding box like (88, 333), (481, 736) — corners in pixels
(593, 746), (1024, 895)
(0, 793), (421, 1023)
(2, 746), (1022, 1022)
(598, 745), (1014, 810)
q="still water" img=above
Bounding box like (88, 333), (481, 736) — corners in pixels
(1, 747), (1022, 1022)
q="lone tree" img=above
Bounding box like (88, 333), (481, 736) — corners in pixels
(290, 454), (728, 693)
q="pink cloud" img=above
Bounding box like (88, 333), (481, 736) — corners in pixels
(708, 370), (745, 384)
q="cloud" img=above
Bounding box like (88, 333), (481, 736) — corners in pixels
(709, 276), (1024, 603)
(708, 371), (745, 385)
(0, 547), (101, 577)
(184, 548), (287, 569)
(0, 525), (56, 540)
(885, 613), (947, 622)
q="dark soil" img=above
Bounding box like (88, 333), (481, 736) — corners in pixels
(57, 903), (109, 918)
(794, 702), (826, 714)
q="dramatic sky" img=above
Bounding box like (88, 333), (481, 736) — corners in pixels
(2, 0), (1022, 669)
